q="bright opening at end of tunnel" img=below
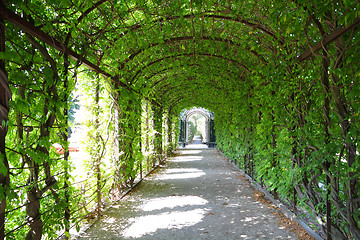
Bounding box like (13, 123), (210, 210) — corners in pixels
(178, 107), (215, 148)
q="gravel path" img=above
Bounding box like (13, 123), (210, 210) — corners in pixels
(76, 148), (297, 240)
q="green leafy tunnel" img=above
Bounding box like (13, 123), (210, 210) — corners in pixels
(0, 0), (359, 239)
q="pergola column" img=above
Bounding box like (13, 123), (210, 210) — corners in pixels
(153, 104), (163, 162)
(0, 2), (11, 238)
(208, 119), (216, 148)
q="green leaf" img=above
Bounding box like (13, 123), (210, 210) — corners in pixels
(43, 66), (54, 85)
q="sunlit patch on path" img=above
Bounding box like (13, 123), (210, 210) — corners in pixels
(123, 208), (207, 238)
(154, 168), (205, 180)
(140, 195), (208, 211)
(170, 155), (204, 162)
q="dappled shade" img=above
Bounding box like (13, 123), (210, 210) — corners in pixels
(77, 149), (297, 239)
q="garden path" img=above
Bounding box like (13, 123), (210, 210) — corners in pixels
(76, 147), (297, 240)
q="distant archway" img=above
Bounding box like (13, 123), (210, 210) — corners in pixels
(179, 107), (215, 147)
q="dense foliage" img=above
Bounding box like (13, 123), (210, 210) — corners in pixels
(0, 0), (359, 239)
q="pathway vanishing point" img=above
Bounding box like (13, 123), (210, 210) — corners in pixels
(76, 142), (298, 240)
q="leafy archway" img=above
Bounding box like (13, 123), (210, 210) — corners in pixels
(0, 0), (359, 239)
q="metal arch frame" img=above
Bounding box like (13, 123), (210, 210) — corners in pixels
(182, 107), (213, 122)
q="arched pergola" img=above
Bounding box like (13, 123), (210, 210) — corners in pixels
(0, 1), (359, 239)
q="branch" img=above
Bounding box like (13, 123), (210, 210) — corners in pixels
(0, 6), (132, 91)
(298, 18), (360, 61)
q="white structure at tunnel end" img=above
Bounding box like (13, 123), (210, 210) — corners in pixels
(179, 107), (216, 148)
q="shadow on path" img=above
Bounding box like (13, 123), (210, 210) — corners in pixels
(76, 149), (297, 240)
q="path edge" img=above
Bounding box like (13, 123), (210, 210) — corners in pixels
(69, 156), (169, 240)
(226, 158), (324, 240)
